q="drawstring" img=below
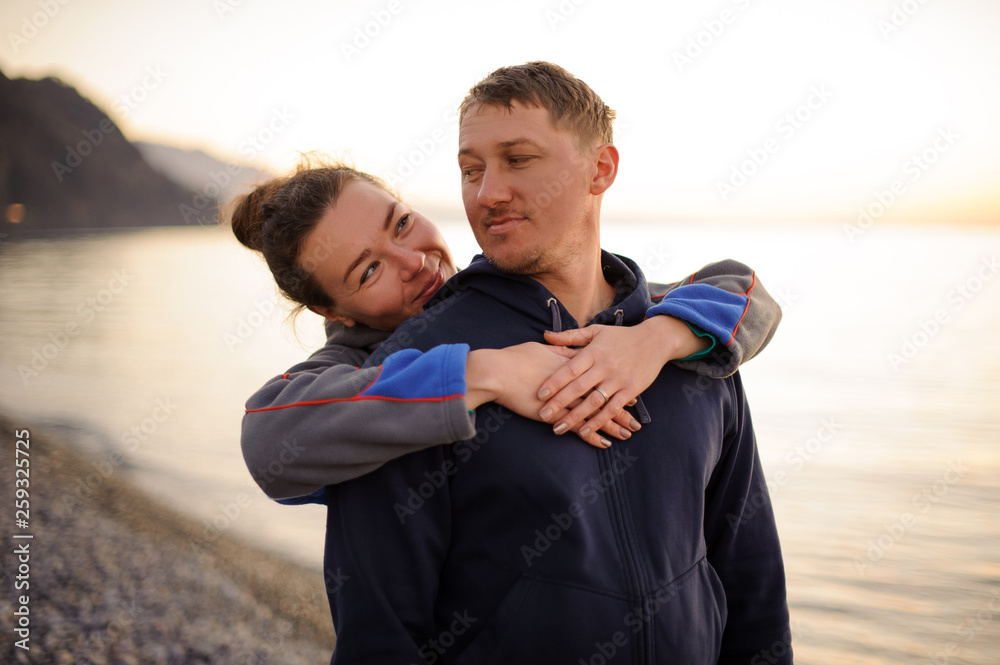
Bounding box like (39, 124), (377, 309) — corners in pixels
(547, 298), (563, 333)
(633, 395), (652, 424)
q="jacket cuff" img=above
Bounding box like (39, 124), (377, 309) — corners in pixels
(678, 322), (718, 362)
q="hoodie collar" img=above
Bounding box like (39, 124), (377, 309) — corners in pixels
(426, 250), (653, 330)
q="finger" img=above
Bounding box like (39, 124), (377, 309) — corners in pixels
(550, 398), (583, 435)
(610, 409), (642, 433)
(577, 394), (639, 441)
(556, 401), (617, 448)
(598, 420), (631, 442)
(571, 406), (636, 449)
(544, 345), (578, 360)
(551, 387), (617, 435)
(596, 411), (635, 441)
(543, 328), (596, 348)
(573, 427), (614, 449)
(537, 352), (597, 409)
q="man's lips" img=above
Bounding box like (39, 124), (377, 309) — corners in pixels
(484, 215), (527, 236)
(415, 267), (443, 303)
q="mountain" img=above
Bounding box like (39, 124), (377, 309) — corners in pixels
(134, 141), (270, 211)
(0, 69), (219, 235)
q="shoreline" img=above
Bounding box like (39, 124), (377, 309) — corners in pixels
(0, 415), (335, 664)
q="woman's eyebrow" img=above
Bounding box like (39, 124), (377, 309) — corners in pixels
(342, 202), (397, 284)
(381, 202), (397, 232)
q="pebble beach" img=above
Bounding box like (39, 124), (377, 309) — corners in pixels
(0, 415), (336, 664)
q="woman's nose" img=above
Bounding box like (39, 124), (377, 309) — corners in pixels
(398, 247), (426, 281)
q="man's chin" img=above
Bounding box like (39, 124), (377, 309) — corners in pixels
(485, 250), (543, 276)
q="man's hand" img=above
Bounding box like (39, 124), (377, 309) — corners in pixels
(537, 316), (709, 439)
(466, 343), (638, 448)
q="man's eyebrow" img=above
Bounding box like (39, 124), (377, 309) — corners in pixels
(342, 202), (396, 284)
(458, 138), (544, 157)
(498, 138), (544, 151)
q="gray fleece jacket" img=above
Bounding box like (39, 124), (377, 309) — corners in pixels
(241, 258), (781, 501)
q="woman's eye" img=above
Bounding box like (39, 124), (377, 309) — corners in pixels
(361, 262), (378, 285)
(395, 213), (410, 234)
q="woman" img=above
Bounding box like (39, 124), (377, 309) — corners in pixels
(231, 158), (780, 503)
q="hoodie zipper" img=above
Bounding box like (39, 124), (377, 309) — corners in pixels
(548, 300), (652, 664)
(609, 307), (652, 664)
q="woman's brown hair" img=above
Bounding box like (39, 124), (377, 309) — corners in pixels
(227, 156), (392, 315)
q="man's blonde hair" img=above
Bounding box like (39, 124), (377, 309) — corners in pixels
(459, 61), (616, 148)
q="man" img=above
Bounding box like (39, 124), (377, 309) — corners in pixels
(321, 62), (790, 664)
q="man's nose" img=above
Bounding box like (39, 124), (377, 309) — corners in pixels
(477, 167), (513, 209)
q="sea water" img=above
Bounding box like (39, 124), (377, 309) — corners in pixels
(1, 221), (998, 663)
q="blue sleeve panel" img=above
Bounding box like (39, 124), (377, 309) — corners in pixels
(241, 343), (475, 502)
(277, 487), (328, 506)
(360, 344), (469, 401)
(648, 284), (749, 348)
(646, 259), (781, 379)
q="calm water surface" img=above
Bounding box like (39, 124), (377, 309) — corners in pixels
(1, 222), (998, 663)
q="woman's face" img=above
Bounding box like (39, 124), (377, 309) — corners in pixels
(301, 180), (457, 331)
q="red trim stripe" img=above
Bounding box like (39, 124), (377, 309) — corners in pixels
(726, 271), (756, 346)
(246, 364), (462, 413)
(247, 364), (462, 413)
(358, 366), (382, 394)
(246, 393), (464, 413)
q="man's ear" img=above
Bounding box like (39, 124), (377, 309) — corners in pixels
(308, 305), (356, 328)
(590, 143), (619, 195)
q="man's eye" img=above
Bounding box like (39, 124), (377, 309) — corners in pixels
(395, 214), (410, 234)
(509, 156), (534, 166)
(361, 262), (378, 285)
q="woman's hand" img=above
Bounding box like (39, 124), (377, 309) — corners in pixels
(536, 316), (709, 439)
(465, 343), (639, 448)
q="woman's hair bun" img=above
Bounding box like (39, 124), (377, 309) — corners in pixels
(228, 178), (283, 252)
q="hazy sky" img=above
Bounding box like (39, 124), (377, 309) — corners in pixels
(3, 0), (999, 224)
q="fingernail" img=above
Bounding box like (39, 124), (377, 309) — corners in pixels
(553, 422), (568, 435)
(579, 426), (591, 437)
(629, 418), (641, 431)
(619, 427), (631, 439)
(601, 438), (612, 448)
(538, 389), (551, 400)
(540, 407), (553, 420)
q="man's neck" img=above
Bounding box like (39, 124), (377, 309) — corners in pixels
(532, 244), (616, 325)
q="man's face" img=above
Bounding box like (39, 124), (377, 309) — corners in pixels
(457, 101), (599, 276)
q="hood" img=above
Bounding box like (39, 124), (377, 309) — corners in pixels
(426, 250), (655, 332)
(323, 319), (392, 354)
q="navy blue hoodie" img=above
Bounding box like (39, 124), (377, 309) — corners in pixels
(323, 252), (790, 665)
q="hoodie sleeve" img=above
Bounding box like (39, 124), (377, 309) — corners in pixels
(241, 342), (475, 503)
(323, 446), (452, 662)
(647, 259), (781, 378)
(705, 372), (791, 664)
